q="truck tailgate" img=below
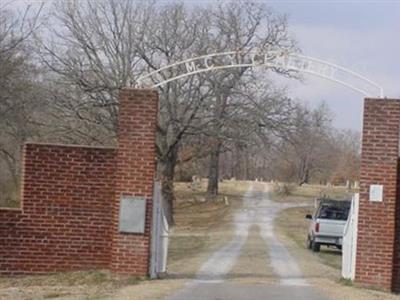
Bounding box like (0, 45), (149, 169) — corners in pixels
(317, 219), (346, 237)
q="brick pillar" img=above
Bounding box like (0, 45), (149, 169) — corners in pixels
(110, 88), (158, 276)
(355, 98), (400, 291)
(393, 159), (400, 291)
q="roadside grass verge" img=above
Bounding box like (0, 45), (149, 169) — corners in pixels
(0, 270), (142, 288)
(0, 270), (144, 300)
(272, 183), (350, 271)
(275, 206), (342, 270)
(273, 184), (400, 300)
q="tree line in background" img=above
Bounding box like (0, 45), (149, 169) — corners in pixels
(0, 0), (360, 223)
(176, 103), (360, 187)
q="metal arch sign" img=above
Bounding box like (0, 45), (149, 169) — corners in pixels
(136, 49), (384, 98)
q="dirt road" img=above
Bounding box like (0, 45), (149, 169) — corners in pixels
(163, 185), (326, 300)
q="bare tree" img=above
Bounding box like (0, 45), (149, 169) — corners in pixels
(199, 1), (297, 197)
(37, 0), (297, 223)
(36, 0), (153, 144)
(37, 1), (215, 224)
(265, 102), (335, 185)
(179, 80), (297, 183)
(329, 129), (360, 186)
(0, 3), (45, 206)
(0, 2), (43, 55)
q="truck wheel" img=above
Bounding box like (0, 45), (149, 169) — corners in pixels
(307, 237), (312, 249)
(311, 241), (320, 252)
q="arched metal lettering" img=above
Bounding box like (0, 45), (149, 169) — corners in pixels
(136, 50), (384, 98)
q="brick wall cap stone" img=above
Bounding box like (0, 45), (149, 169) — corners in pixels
(0, 207), (22, 211)
(120, 87), (157, 92)
(24, 142), (116, 150)
(364, 98), (400, 101)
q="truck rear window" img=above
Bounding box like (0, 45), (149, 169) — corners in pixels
(317, 204), (350, 220)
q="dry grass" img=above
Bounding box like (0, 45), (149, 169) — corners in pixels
(275, 206), (342, 270)
(271, 183), (355, 203)
(0, 270), (143, 300)
(291, 184), (354, 199)
(277, 226), (400, 300)
(273, 184), (349, 272)
(228, 224), (276, 284)
(0, 270), (142, 288)
(273, 184), (400, 300)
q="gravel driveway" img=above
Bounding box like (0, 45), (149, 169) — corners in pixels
(163, 185), (327, 300)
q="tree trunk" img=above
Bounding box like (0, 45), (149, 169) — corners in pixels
(298, 162), (310, 186)
(158, 148), (178, 226)
(207, 141), (221, 198)
(206, 89), (227, 198)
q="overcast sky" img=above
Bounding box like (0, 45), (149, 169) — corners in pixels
(183, 1), (400, 130)
(267, 0), (400, 130)
(12, 0), (400, 131)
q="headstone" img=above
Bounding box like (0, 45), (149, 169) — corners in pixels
(191, 175), (201, 190)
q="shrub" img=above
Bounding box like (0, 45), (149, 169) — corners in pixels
(274, 182), (296, 196)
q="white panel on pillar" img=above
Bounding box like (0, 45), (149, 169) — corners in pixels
(118, 196), (147, 233)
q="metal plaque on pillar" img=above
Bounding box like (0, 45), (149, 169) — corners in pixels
(369, 185), (383, 202)
(119, 196), (147, 233)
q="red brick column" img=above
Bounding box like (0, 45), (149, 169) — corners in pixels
(356, 98), (400, 291)
(393, 158), (400, 291)
(110, 88), (158, 275)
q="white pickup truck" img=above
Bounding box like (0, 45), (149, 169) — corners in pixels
(306, 199), (351, 252)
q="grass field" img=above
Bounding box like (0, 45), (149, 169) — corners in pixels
(271, 182), (355, 202)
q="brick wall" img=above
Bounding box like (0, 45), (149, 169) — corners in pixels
(0, 144), (116, 274)
(110, 89), (158, 275)
(0, 88), (159, 276)
(393, 158), (400, 291)
(356, 98), (400, 291)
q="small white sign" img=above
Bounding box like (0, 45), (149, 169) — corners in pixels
(369, 185), (383, 202)
(119, 196), (147, 233)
